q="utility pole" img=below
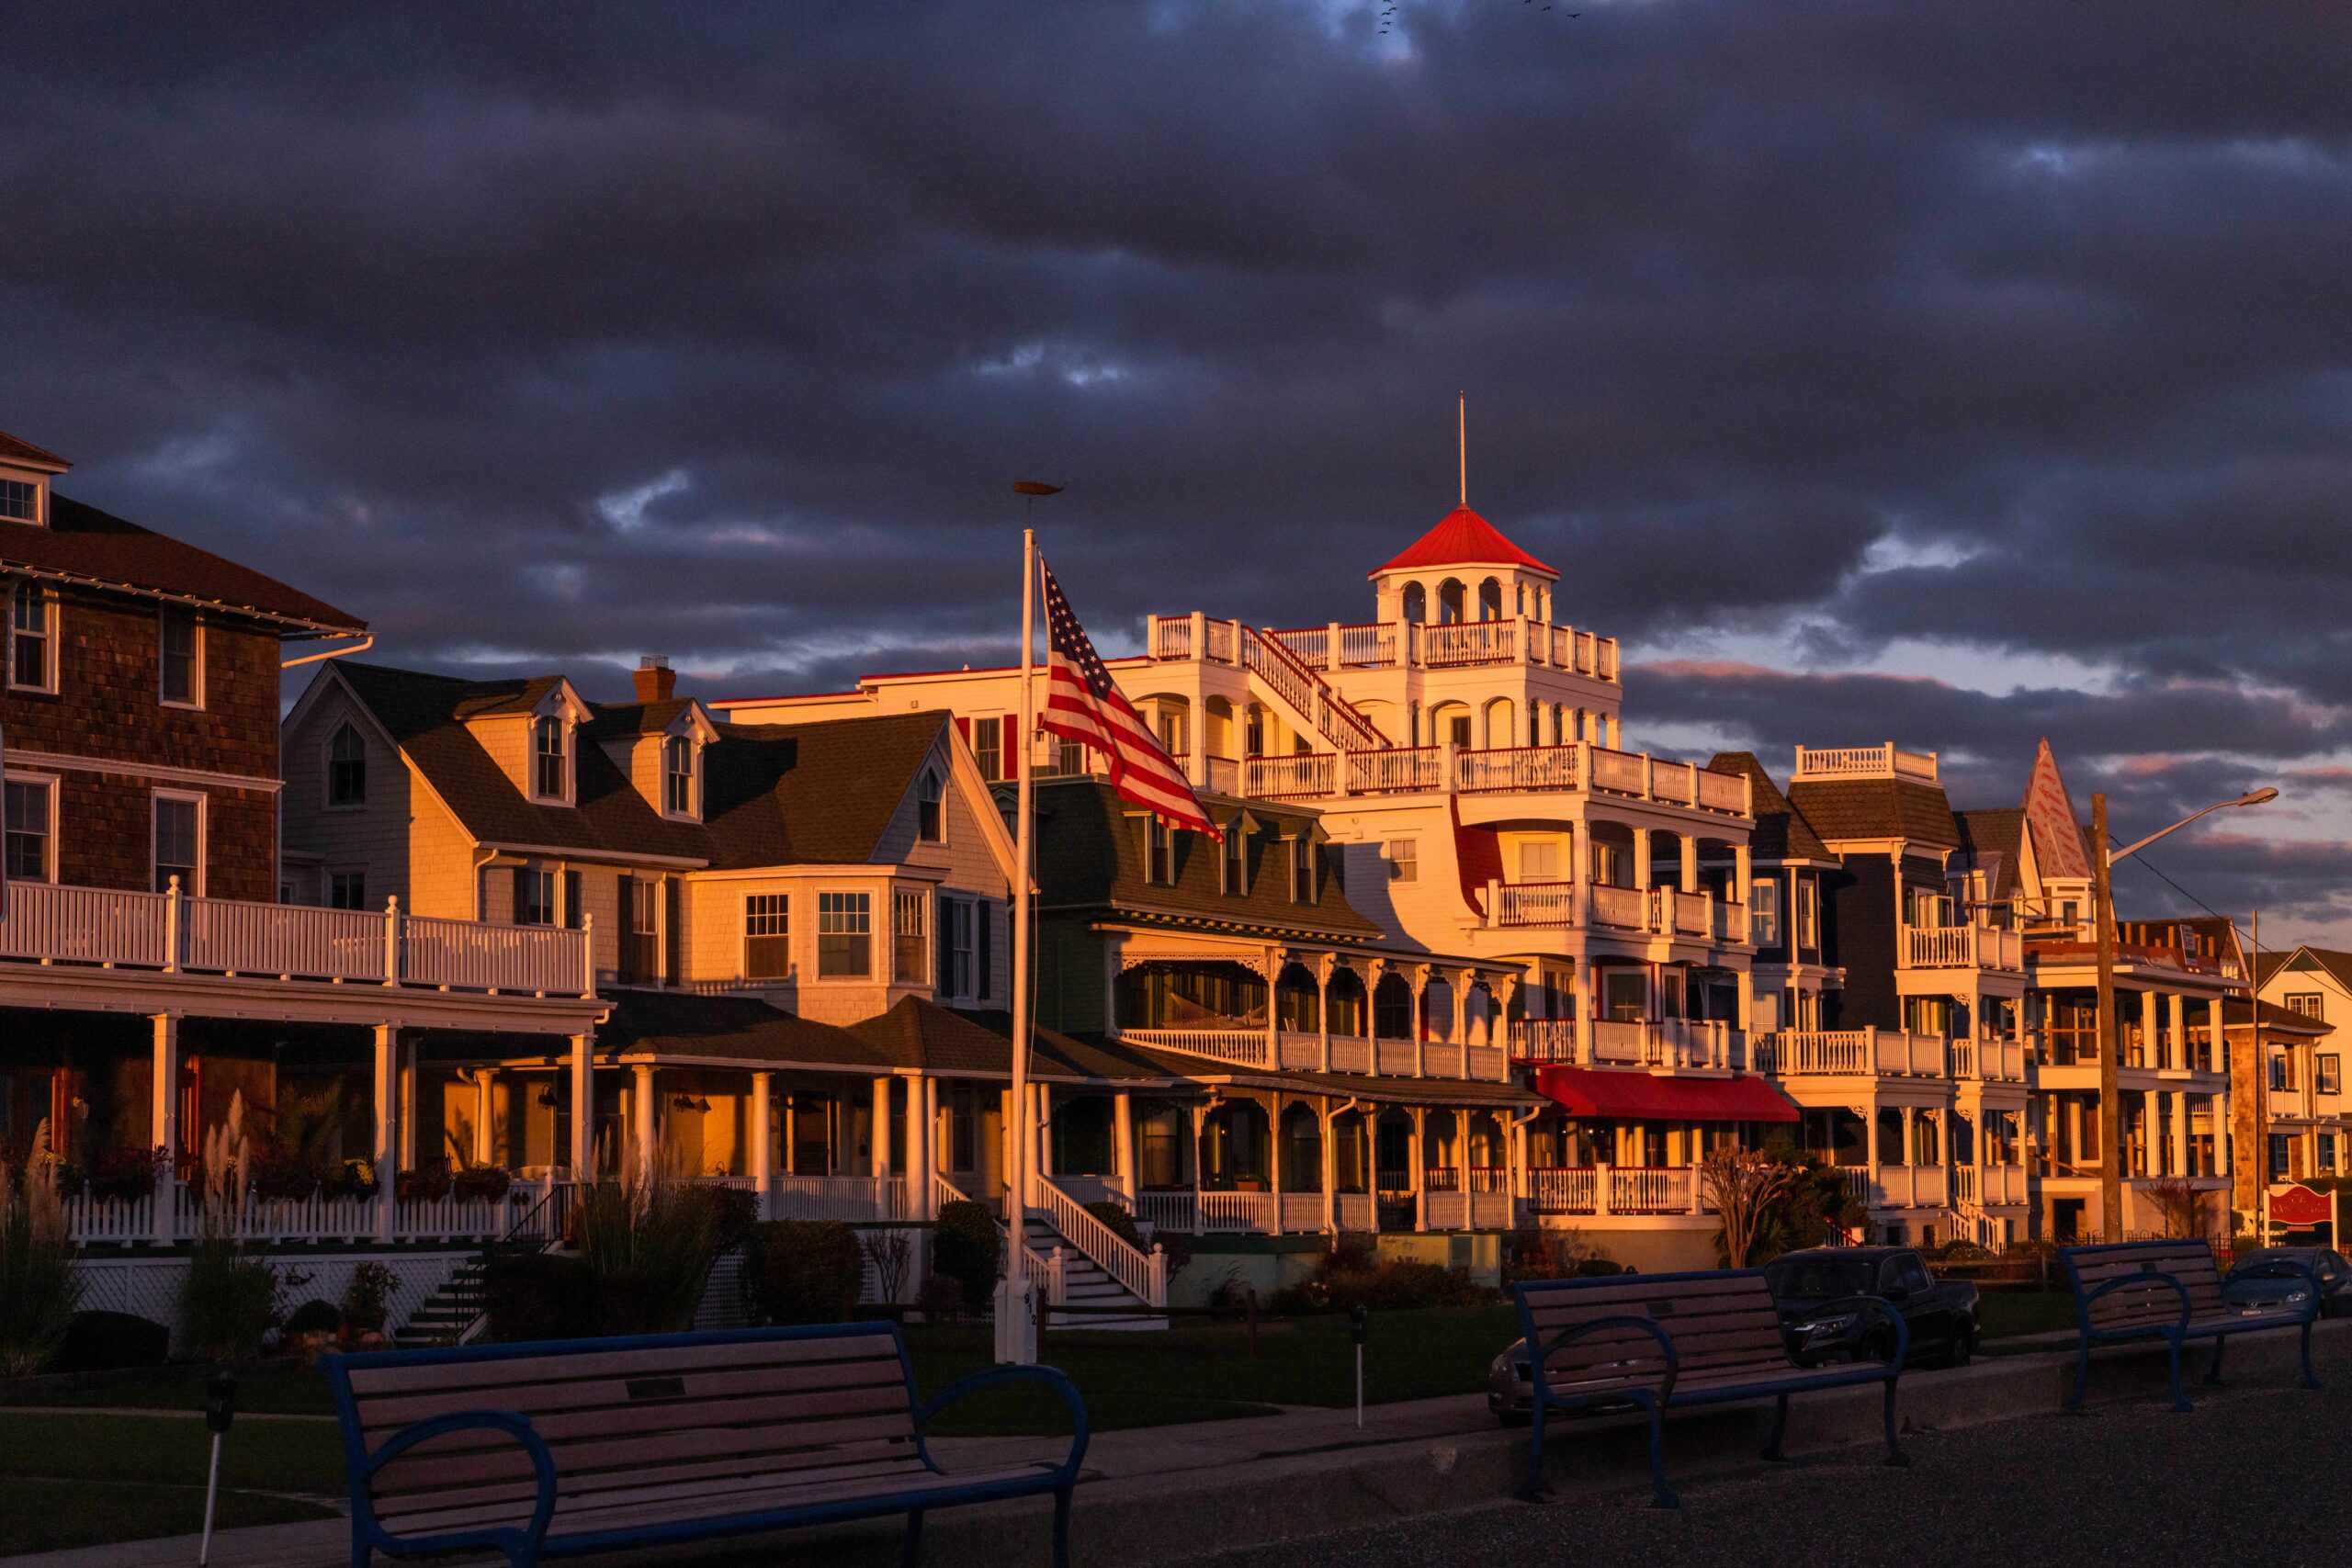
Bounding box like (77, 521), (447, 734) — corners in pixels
(2094, 793), (2122, 1242)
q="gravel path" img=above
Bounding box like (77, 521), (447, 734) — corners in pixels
(1184, 1379), (2352, 1568)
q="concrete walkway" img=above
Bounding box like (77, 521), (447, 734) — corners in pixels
(16, 1320), (2347, 1568)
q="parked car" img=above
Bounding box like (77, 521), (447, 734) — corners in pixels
(1764, 1247), (1980, 1369)
(2224, 1247), (2351, 1317)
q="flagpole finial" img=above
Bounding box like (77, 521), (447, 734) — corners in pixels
(1457, 392), (1466, 507)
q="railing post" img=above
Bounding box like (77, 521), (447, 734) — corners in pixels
(1327, 620), (1344, 672)
(579, 911), (596, 997)
(383, 895), (401, 986)
(1188, 610), (1207, 662)
(1486, 877), (1501, 930)
(1441, 741), (1457, 795)
(1514, 613), (1530, 665)
(1597, 1162), (1613, 1216)
(163, 875), (183, 973)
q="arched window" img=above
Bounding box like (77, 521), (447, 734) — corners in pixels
(1244, 704), (1266, 757)
(327, 723), (367, 807)
(1374, 973), (1414, 1040)
(530, 716), (568, 801)
(1477, 577), (1502, 621)
(915, 769), (944, 841)
(1401, 582), (1427, 623)
(1438, 579), (1466, 625)
(662, 735), (696, 818)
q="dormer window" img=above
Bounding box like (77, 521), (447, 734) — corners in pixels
(916, 769), (944, 842)
(531, 715), (570, 802)
(0, 478), (38, 525)
(662, 734), (697, 818)
(327, 723), (367, 807)
(1221, 819), (1246, 896)
(1289, 835), (1315, 903)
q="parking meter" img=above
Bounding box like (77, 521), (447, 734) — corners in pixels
(1349, 1306), (1369, 1427)
(199, 1370), (236, 1565)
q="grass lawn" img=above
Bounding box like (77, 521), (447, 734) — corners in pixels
(6, 1359), (335, 1415)
(0, 1478), (336, 1557)
(0, 1411), (346, 1494)
(1978, 1291), (2080, 1341)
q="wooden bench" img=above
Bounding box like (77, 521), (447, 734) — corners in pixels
(322, 1323), (1089, 1568)
(2060, 1238), (2321, 1413)
(1512, 1269), (1907, 1508)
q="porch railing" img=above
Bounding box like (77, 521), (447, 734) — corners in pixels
(0, 878), (594, 998)
(1902, 924), (2025, 972)
(1034, 1175), (1167, 1307)
(1526, 1164), (1707, 1216)
(1753, 1028), (1948, 1077)
(769, 1175), (909, 1224)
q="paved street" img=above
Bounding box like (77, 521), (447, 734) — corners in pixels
(1188, 1381), (2352, 1568)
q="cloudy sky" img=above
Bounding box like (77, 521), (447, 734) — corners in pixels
(5, 2), (2349, 940)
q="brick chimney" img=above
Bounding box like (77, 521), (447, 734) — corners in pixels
(633, 655), (676, 703)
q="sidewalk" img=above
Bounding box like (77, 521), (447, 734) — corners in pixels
(17, 1320), (2346, 1568)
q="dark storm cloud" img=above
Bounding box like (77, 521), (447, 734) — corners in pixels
(3, 0), (2350, 923)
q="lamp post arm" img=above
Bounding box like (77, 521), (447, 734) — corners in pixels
(2109, 802), (2233, 867)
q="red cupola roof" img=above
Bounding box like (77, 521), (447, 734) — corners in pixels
(1370, 504), (1557, 579)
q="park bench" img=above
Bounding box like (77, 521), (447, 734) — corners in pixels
(1512, 1269), (1907, 1508)
(322, 1322), (1088, 1568)
(2060, 1238), (2320, 1413)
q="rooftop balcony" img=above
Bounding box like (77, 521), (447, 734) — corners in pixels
(1147, 613), (1620, 683)
(1790, 743), (1939, 783)
(1203, 740), (1750, 815)
(1489, 881), (1748, 944)
(0, 879), (595, 998)
(1903, 923), (2026, 973)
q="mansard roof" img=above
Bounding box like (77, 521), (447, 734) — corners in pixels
(1784, 773), (1962, 852)
(1706, 752), (1832, 862)
(1371, 504), (1557, 579)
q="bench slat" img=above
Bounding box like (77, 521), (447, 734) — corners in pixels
(384, 1451), (939, 1532)
(344, 1331), (900, 1396)
(371, 1382), (915, 1454)
(371, 1437), (926, 1522)
(357, 1356), (910, 1438)
(373, 1411), (919, 1495)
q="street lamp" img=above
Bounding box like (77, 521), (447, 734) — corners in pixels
(2093, 787), (2278, 1241)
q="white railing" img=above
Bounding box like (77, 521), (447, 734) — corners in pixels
(1696, 769), (1748, 813)
(1466, 1044), (1508, 1081)
(1334, 1192), (1376, 1232)
(1590, 1019), (1648, 1064)
(1754, 1030), (1872, 1075)
(1424, 1190), (1469, 1230)
(1152, 612), (1618, 682)
(1588, 746), (1650, 795)
(1470, 1190), (1513, 1230)
(1328, 1037), (1372, 1074)
(1874, 1031), (1946, 1076)
(1346, 746), (1442, 794)
(69, 1183), (548, 1246)
(1339, 623), (1397, 666)
(1423, 1042), (1465, 1078)
(62, 1190), (159, 1244)
(1609, 1167), (1692, 1213)
(1136, 1190), (1280, 1233)
(1278, 1192), (1324, 1232)
(1118, 1028), (1272, 1068)
(1650, 760), (1696, 806)
(1510, 1019), (1578, 1063)
(1530, 1168), (1597, 1213)
(0, 879), (594, 998)
(1203, 756), (1239, 795)
(1035, 1176), (1166, 1306)
(1496, 881), (1577, 927)
(1792, 743), (1939, 783)
(1902, 924), (2025, 972)
(1420, 620), (1516, 667)
(770, 1175), (908, 1223)
(1456, 746), (1579, 793)
(1673, 889), (1711, 936)
(1589, 885), (1648, 930)
(1374, 1037), (1419, 1076)
(1242, 753), (1336, 798)
(1276, 1031), (1325, 1069)
(1238, 625), (1387, 753)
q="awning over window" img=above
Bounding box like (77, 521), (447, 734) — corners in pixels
(1532, 1066), (1800, 1123)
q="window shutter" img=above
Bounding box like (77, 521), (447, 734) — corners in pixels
(505, 867), (527, 924)
(664, 878), (684, 985)
(977, 900), (992, 1003)
(563, 871), (585, 931)
(1004, 714), (1020, 777)
(955, 716), (970, 739)
(936, 893), (954, 999)
(616, 875), (634, 937)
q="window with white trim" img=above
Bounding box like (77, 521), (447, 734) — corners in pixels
(662, 734), (696, 818)
(327, 723), (367, 807)
(1221, 820), (1246, 896)
(516, 867), (556, 926)
(819, 891), (872, 977)
(530, 716), (569, 802)
(160, 606), (202, 707)
(1796, 876), (1819, 948)
(0, 479), (38, 525)
(1146, 818), (1175, 886)
(1385, 839), (1417, 884)
(328, 870), (368, 910)
(893, 889), (928, 985)
(2321, 1054), (2341, 1096)
(744, 894), (790, 979)
(2287, 992), (2324, 1019)
(8, 581), (55, 694)
(937, 896), (975, 999)
(973, 716), (1003, 782)
(1289, 835), (1315, 903)
(915, 770), (944, 842)
(153, 792), (202, 894)
(1517, 840), (1559, 882)
(3, 775), (55, 883)
(1750, 879), (1782, 946)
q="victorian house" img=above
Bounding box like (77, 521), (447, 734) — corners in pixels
(2248, 947), (2352, 1206)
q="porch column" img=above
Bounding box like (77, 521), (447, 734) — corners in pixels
(2168, 993), (2188, 1072)
(1736, 968), (1755, 1035)
(2140, 1089), (2160, 1179)
(2140, 989), (2159, 1068)
(469, 1070), (496, 1167)
(1032, 1084), (1051, 1185)
(784, 1094), (799, 1177)
(569, 1032), (594, 1181)
(2209, 997), (2225, 1072)
(1410, 968), (1429, 1077)
(150, 1014), (179, 1246)
(1113, 1090), (1135, 1202)
(2214, 1095), (2231, 1177)
(1451, 971), (1469, 1049)
(750, 1071), (775, 1218)
(1191, 1101), (1208, 1219)
(924, 1079), (943, 1213)
(1634, 829), (1653, 892)
(2171, 1089), (2191, 1183)
(373, 1025), (398, 1243)
(904, 1075), (930, 1216)
(632, 1063), (656, 1180)
(1269, 1096), (1285, 1231)
(1320, 1100), (1338, 1235)
(871, 1077), (894, 1182)
(999, 1089), (1015, 1208)
(397, 1036), (419, 1171)
(1733, 842), (1752, 904)
(1410, 1107), (1428, 1232)
(1679, 833), (1697, 895)
(1317, 964), (1333, 1072)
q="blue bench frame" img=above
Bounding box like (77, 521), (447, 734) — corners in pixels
(2059, 1239), (2322, 1414)
(322, 1323), (1090, 1568)
(1513, 1269), (1909, 1508)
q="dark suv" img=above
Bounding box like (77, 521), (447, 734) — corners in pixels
(1765, 1247), (1980, 1369)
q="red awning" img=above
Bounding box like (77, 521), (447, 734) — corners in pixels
(1533, 1066), (1799, 1123)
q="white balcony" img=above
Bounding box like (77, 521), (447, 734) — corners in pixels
(1234, 740), (1749, 818)
(1903, 924), (2025, 973)
(1486, 878), (1749, 944)
(1791, 743), (1939, 784)
(1952, 1163), (2030, 1208)
(1947, 1035), (2030, 1083)
(1751, 1028), (1950, 1077)
(1526, 1164), (1714, 1217)
(1507, 1017), (1744, 1071)
(1150, 613), (1621, 683)
(1117, 1026), (1511, 1083)
(0, 879), (594, 998)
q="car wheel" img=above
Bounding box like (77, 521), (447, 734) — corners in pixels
(1863, 1327), (1899, 1366)
(1944, 1328), (1974, 1369)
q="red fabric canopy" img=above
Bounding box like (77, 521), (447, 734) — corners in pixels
(1533, 1066), (1799, 1123)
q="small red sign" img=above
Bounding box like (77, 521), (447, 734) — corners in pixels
(2268, 1184), (2334, 1227)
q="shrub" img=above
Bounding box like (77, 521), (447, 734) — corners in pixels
(916, 1273), (965, 1322)
(85, 1146), (165, 1201)
(178, 1236), (281, 1361)
(246, 1147), (322, 1201)
(933, 1201), (1001, 1311)
(395, 1163), (453, 1202)
(283, 1299), (342, 1337)
(1083, 1201), (1145, 1251)
(741, 1221), (865, 1325)
(1272, 1240), (1499, 1314)
(572, 1166), (720, 1335)
(863, 1229), (916, 1304)
(1502, 1226), (1595, 1284)
(687, 1186), (761, 1254)
(0, 1136), (85, 1376)
(328, 1158), (380, 1199)
(485, 1252), (596, 1342)
(342, 1263), (393, 1336)
(47, 1310), (168, 1373)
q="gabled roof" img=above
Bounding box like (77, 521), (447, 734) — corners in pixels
(1783, 774), (1962, 852)
(596, 989), (881, 1067)
(1952, 808), (2025, 900)
(1371, 504), (1557, 579)
(2258, 947), (2352, 996)
(1706, 753), (1831, 861)
(1030, 778), (1382, 941)
(0, 427), (69, 468)
(2, 493), (363, 633)
(331, 660), (951, 869)
(849, 998), (1177, 1082)
(2222, 996), (2332, 1036)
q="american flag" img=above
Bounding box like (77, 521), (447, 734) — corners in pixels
(1038, 556), (1219, 839)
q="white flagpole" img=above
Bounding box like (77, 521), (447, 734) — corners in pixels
(997, 527), (1039, 1364)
